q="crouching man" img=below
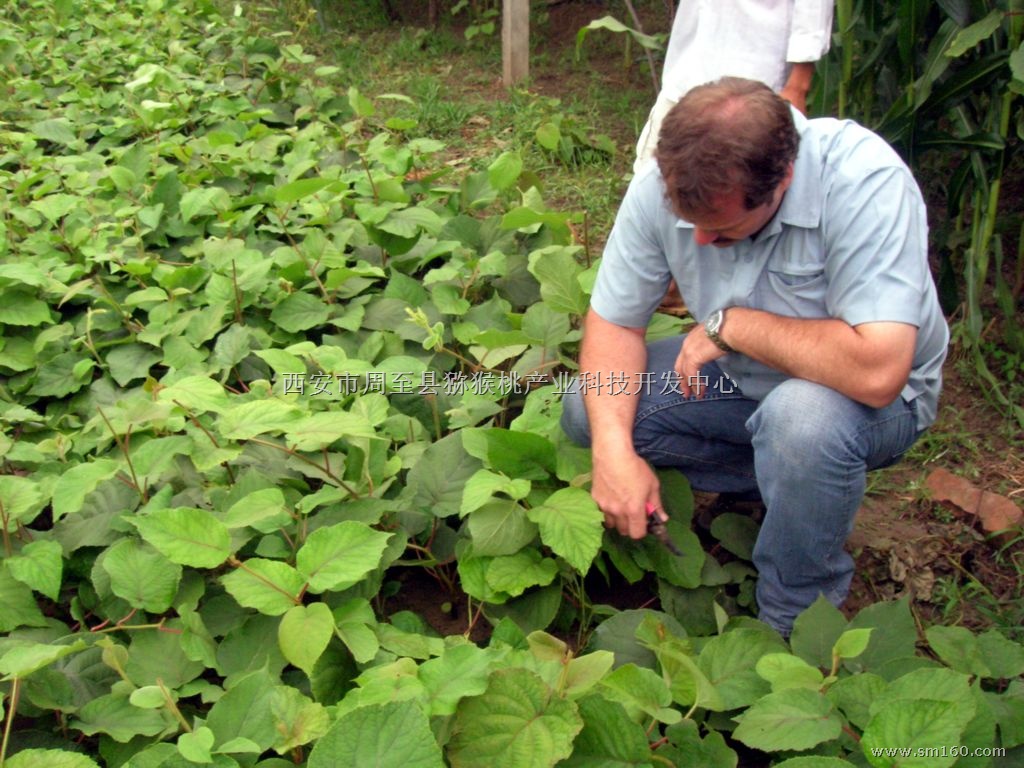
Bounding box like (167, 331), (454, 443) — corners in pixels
(561, 77), (949, 636)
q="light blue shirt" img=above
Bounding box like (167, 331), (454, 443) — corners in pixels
(590, 110), (949, 429)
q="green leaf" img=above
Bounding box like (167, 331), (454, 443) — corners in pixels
(221, 559), (303, 615)
(407, 433), (482, 517)
(590, 609), (686, 671)
(733, 688), (843, 752)
(598, 663), (681, 724)
(7, 750), (99, 768)
(697, 628), (787, 711)
(284, 411), (378, 451)
(102, 539), (182, 613)
(467, 500), (538, 557)
(206, 670), (279, 753)
(945, 9), (1003, 58)
(563, 651), (615, 698)
(178, 726), (216, 763)
(31, 117), (78, 145)
(527, 246), (588, 315)
(773, 758), (859, 768)
(557, 695), (654, 767)
(348, 86), (375, 117)
(296, 521), (392, 593)
(419, 643), (493, 716)
(709, 512), (759, 560)
(461, 469), (532, 516)
(336, 618), (379, 665)
(861, 698), (976, 768)
(526, 487), (602, 573)
(486, 550), (559, 597)
(535, 122), (561, 151)
(270, 685), (331, 753)
(845, 598), (917, 674)
(925, 625), (991, 677)
(467, 427), (557, 480)
(72, 692), (171, 742)
(129, 686), (168, 709)
(274, 177), (334, 204)
(756, 653), (825, 692)
(976, 630), (1024, 679)
(487, 151), (523, 191)
(448, 669), (583, 768)
(657, 640), (724, 712)
(51, 459), (121, 520)
(0, 291), (52, 326)
(7, 539), (63, 600)
(791, 595), (848, 670)
(270, 292), (331, 333)
(125, 623), (204, 688)
(833, 628), (873, 662)
(0, 639), (87, 678)
(157, 375), (231, 414)
(221, 488), (292, 533)
(217, 400), (303, 440)
(278, 602), (335, 675)
(309, 700), (443, 768)
(180, 186), (232, 222)
(575, 15), (664, 56)
(0, 475), (44, 530)
(106, 343), (163, 386)
(133, 507), (232, 569)
(825, 673), (888, 731)
(0, 565), (49, 630)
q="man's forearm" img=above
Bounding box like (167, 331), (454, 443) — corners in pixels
(578, 310), (648, 452)
(578, 309), (664, 539)
(720, 307), (916, 407)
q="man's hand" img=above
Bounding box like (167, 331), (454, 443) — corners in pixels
(591, 449), (661, 539)
(672, 326), (726, 398)
(780, 62), (815, 115)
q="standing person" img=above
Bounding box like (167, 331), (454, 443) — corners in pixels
(635, 0), (834, 172)
(561, 77), (949, 636)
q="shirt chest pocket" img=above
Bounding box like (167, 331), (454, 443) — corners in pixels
(759, 256), (829, 317)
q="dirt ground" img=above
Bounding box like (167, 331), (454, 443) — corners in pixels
(371, 1), (1024, 640)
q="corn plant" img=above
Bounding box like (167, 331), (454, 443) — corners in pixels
(813, 0), (1024, 427)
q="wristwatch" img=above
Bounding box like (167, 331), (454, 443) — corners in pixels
(704, 308), (734, 353)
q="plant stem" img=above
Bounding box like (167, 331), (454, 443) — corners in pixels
(157, 678), (192, 734)
(231, 260), (244, 324)
(248, 437), (362, 499)
(173, 400), (236, 483)
(621, 0), (659, 95)
(0, 499), (11, 558)
(97, 407), (148, 504)
(0, 678), (20, 768)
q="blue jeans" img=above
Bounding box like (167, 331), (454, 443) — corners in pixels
(560, 335), (922, 635)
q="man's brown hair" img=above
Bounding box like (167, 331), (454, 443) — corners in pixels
(655, 77), (799, 217)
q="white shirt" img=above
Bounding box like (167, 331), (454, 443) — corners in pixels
(660, 0), (834, 102)
(634, 1), (834, 170)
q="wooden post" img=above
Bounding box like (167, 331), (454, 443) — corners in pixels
(502, 0), (529, 87)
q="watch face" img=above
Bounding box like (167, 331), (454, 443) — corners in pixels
(706, 310), (722, 334)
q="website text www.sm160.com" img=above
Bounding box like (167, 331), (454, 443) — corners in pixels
(869, 746), (1006, 759)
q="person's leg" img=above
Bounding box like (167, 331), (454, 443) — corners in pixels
(560, 335), (760, 494)
(746, 379), (921, 635)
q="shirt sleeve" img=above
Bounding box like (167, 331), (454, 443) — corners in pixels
(588, 173), (673, 329)
(787, 0), (834, 62)
(822, 159), (930, 329)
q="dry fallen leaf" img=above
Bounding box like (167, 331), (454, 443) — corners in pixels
(925, 468), (1023, 535)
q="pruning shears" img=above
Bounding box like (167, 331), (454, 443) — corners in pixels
(645, 502), (683, 556)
